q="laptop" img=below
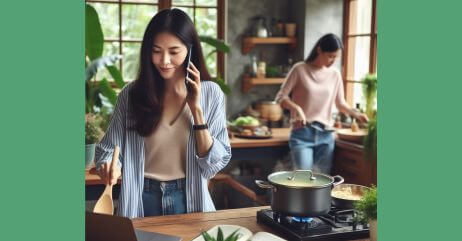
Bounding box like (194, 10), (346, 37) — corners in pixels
(86, 212), (182, 241)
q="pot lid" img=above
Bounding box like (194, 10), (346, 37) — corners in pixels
(268, 170), (334, 188)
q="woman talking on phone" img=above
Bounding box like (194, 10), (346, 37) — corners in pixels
(94, 8), (231, 218)
(275, 33), (368, 175)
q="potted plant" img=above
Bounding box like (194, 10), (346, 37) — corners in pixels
(85, 113), (104, 168)
(201, 227), (241, 241)
(355, 186), (377, 241)
(364, 118), (377, 161)
(362, 73), (377, 162)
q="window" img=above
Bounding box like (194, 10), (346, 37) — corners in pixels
(342, 0), (377, 108)
(85, 0), (224, 82)
(171, 0), (221, 77)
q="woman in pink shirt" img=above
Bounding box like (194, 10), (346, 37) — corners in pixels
(275, 33), (368, 174)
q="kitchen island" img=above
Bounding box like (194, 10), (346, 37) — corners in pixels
(132, 206), (369, 241)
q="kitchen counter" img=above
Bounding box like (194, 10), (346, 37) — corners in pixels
(230, 128), (366, 149)
(230, 128), (291, 148)
(132, 206), (369, 241)
(85, 168), (121, 186)
(85, 128), (366, 185)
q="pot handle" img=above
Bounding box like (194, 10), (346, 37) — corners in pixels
(288, 169), (316, 181)
(332, 175), (345, 187)
(255, 180), (276, 191)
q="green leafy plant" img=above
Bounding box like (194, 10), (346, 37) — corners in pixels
(363, 118), (377, 161)
(199, 36), (231, 59)
(355, 186), (377, 222)
(199, 36), (232, 95)
(85, 55), (122, 113)
(86, 4), (125, 114)
(266, 66), (282, 78)
(362, 73), (377, 119)
(201, 227), (241, 241)
(85, 113), (104, 144)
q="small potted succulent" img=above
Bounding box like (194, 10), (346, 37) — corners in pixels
(201, 227), (241, 241)
(355, 186), (377, 241)
(85, 113), (103, 168)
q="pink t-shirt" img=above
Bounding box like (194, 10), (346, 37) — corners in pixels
(275, 62), (350, 129)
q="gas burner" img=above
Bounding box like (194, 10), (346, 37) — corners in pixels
(289, 217), (329, 235)
(278, 213), (332, 235)
(323, 209), (356, 225)
(292, 217), (314, 223)
(257, 208), (369, 241)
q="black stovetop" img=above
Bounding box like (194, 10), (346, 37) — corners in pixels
(256, 208), (369, 241)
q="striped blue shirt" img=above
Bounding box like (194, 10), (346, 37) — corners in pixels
(95, 81), (231, 218)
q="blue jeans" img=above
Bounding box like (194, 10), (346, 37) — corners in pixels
(142, 178), (187, 217)
(289, 123), (335, 174)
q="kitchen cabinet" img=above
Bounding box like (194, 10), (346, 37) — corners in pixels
(332, 139), (377, 187)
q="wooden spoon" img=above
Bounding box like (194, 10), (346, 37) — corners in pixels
(93, 145), (120, 215)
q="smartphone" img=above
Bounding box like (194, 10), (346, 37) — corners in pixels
(184, 45), (193, 91)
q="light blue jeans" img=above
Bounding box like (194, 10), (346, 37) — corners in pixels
(289, 123), (335, 174)
(142, 178), (187, 217)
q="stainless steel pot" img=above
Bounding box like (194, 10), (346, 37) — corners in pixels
(256, 170), (344, 217)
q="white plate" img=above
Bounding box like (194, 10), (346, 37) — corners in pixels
(251, 232), (287, 241)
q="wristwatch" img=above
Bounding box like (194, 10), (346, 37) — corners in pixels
(193, 123), (208, 130)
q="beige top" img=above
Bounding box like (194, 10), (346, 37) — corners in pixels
(275, 62), (350, 129)
(144, 105), (191, 181)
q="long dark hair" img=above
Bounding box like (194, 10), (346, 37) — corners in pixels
(128, 8), (211, 137)
(305, 33), (343, 62)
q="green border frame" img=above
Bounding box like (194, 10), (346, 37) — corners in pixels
(2, 0), (462, 240)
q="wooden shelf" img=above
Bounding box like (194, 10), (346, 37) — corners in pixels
(242, 76), (285, 93)
(242, 37), (297, 54)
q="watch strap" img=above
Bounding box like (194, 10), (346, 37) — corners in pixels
(193, 123), (208, 130)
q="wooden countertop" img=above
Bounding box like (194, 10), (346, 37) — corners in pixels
(230, 128), (290, 148)
(85, 168), (121, 186)
(85, 169), (102, 185)
(230, 127), (365, 149)
(132, 206), (369, 241)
